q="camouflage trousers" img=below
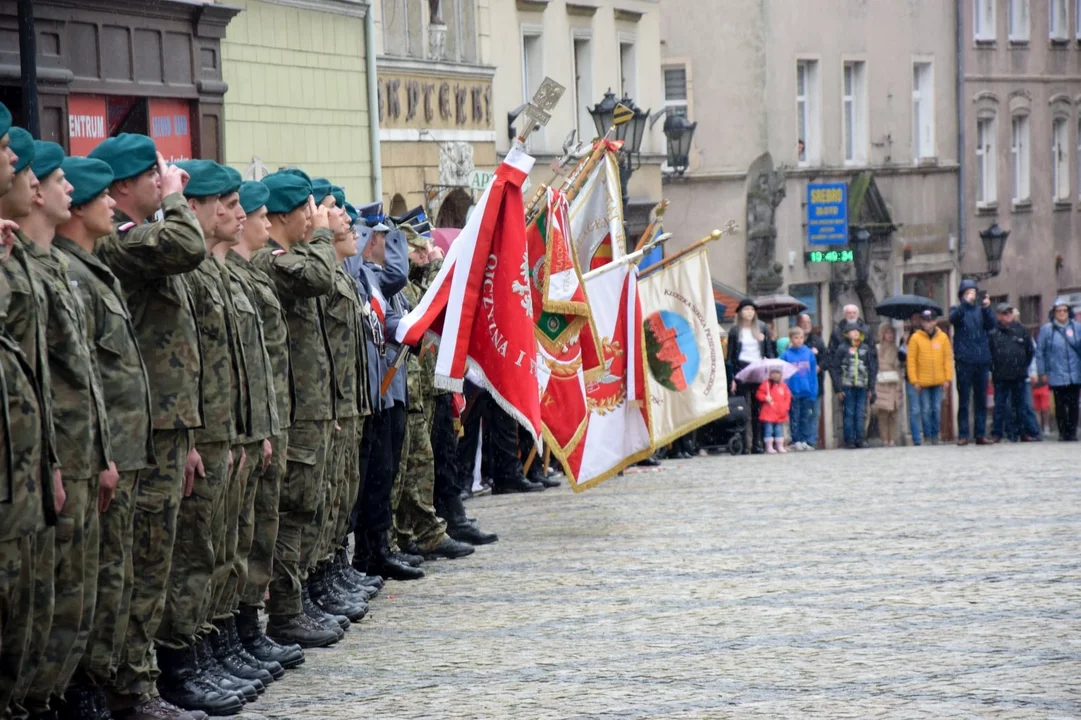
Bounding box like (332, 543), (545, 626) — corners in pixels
(332, 419), (363, 557)
(239, 432), (285, 611)
(212, 440), (262, 622)
(25, 474), (100, 710)
(0, 533), (33, 714)
(156, 440), (228, 650)
(268, 420), (331, 618)
(10, 527), (52, 713)
(111, 429), (189, 702)
(79, 471), (138, 689)
(310, 417), (358, 570)
(392, 410), (447, 551)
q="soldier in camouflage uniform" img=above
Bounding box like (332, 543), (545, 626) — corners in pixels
(305, 185), (371, 623)
(252, 172), (341, 649)
(227, 182), (305, 670)
(392, 227), (473, 561)
(0, 104), (56, 720)
(54, 156), (155, 717)
(89, 134), (215, 720)
(11, 140), (113, 718)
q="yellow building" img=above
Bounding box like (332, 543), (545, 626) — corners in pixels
(221, 0), (376, 201)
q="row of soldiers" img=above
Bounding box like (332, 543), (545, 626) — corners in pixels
(0, 101), (518, 720)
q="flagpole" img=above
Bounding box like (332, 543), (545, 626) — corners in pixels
(632, 199), (669, 252)
(524, 130), (616, 224)
(580, 232), (674, 282)
(638, 223), (737, 279)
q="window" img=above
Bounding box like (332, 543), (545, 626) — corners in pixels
(1008, 0), (1029, 40)
(443, 0), (478, 63)
(663, 65), (689, 171)
(1019, 294), (1042, 328)
(976, 116), (997, 204)
(796, 60), (820, 165)
(383, 0), (423, 58)
(912, 62), (935, 161)
(573, 36), (593, 139)
(619, 41), (637, 99)
(1011, 114), (1031, 203)
(521, 29), (543, 146)
(1050, 0), (1068, 39)
(1053, 117), (1069, 200)
(975, 0), (996, 40)
(842, 61), (867, 164)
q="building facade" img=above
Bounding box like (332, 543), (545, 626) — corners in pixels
(962, 0), (1081, 328)
(0, 0), (238, 159)
(222, 0), (375, 199)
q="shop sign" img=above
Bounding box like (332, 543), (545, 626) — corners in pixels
(149, 99), (192, 162)
(68, 95), (108, 156)
(378, 72), (492, 131)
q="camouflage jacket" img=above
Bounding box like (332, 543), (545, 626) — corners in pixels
(401, 258), (445, 416)
(189, 254), (246, 445)
(224, 252), (278, 442)
(54, 236), (154, 474)
(24, 235), (111, 481)
(96, 194), (206, 431)
(0, 269), (53, 539)
(252, 229), (337, 422)
(324, 264), (366, 420)
(227, 250), (293, 431)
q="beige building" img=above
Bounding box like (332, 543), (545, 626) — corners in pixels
(961, 0), (1081, 328)
(222, 0), (375, 200)
(659, 0), (960, 336)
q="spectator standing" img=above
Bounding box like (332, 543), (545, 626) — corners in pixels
(781, 327), (818, 451)
(755, 368), (791, 454)
(828, 304), (873, 358)
(873, 324), (903, 446)
(726, 298), (776, 454)
(906, 310), (953, 445)
(899, 314), (923, 445)
(988, 303), (1034, 442)
(830, 326), (877, 449)
(948, 280), (995, 445)
(1036, 301), (1081, 441)
(796, 313), (825, 448)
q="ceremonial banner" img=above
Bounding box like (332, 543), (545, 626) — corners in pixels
(541, 263), (652, 491)
(637, 247), (728, 446)
(569, 145), (626, 271)
(396, 148), (542, 441)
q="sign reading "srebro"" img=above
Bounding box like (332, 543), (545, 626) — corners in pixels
(807, 182), (848, 246)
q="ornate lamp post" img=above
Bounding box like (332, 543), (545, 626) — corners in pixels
(662, 113), (697, 175)
(964, 223), (1010, 281)
(588, 89), (649, 210)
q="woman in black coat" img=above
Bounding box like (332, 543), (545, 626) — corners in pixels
(726, 298), (777, 453)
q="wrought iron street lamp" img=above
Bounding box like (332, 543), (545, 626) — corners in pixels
(588, 89), (650, 210)
(964, 222), (1010, 281)
(662, 113), (697, 175)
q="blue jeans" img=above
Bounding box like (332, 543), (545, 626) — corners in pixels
(918, 384), (943, 440)
(955, 361), (990, 440)
(789, 396), (817, 444)
(992, 379), (1026, 441)
(842, 387), (867, 445)
(809, 394), (821, 447)
(1021, 382), (1042, 438)
(905, 381), (922, 444)
(761, 422), (784, 439)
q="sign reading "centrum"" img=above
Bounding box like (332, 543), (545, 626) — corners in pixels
(807, 182), (848, 246)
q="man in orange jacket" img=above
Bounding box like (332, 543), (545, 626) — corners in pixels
(906, 310), (953, 444)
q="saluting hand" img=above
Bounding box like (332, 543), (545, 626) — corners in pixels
(262, 439), (272, 471)
(184, 446), (204, 497)
(99, 461), (119, 514)
(309, 196), (330, 231)
(159, 152), (188, 197)
(0, 218), (18, 262)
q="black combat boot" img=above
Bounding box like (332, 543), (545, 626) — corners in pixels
(236, 605), (304, 669)
(156, 645), (244, 717)
(420, 536), (476, 560)
(222, 615), (284, 680)
(366, 533), (424, 581)
(308, 569), (367, 622)
(440, 493), (498, 545)
(265, 612), (339, 649)
(327, 557), (372, 600)
(209, 623), (274, 687)
(336, 547), (382, 596)
(301, 584), (348, 634)
(194, 639), (260, 703)
(57, 685), (102, 720)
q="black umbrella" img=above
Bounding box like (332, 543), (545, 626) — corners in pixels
(754, 294), (808, 321)
(875, 294), (942, 320)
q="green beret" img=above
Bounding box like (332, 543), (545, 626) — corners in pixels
(331, 186), (346, 209)
(222, 166), (242, 196)
(310, 178), (333, 204)
(62, 157), (114, 207)
(174, 160), (232, 199)
(263, 172), (311, 214)
(0, 103), (11, 138)
(8, 128), (34, 174)
(88, 133), (157, 181)
(239, 181), (270, 214)
(344, 202), (358, 226)
(30, 141), (65, 181)
(281, 167), (312, 184)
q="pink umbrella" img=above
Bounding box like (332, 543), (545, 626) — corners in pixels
(431, 228), (461, 254)
(734, 358), (798, 385)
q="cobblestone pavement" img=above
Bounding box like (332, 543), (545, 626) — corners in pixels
(239, 443), (1081, 719)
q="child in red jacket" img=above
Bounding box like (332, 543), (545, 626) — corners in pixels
(756, 368), (792, 453)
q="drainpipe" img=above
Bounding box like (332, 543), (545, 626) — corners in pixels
(17, 0), (39, 137)
(955, 0), (966, 263)
(365, 3), (382, 203)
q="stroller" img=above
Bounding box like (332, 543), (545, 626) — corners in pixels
(697, 394), (749, 455)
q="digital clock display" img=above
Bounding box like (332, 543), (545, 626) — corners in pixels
(806, 249), (854, 264)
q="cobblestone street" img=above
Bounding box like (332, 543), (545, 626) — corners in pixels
(239, 443), (1081, 719)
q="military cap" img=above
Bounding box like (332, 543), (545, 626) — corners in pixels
(0, 102), (12, 138)
(8, 128), (34, 174)
(30, 141), (65, 181)
(281, 167), (312, 184)
(62, 157), (114, 207)
(331, 186), (346, 209)
(263, 172), (311, 214)
(402, 223), (429, 250)
(344, 202), (358, 226)
(310, 178), (333, 204)
(239, 181), (270, 214)
(222, 166), (242, 196)
(88, 133), (157, 181)
(175, 159), (233, 199)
